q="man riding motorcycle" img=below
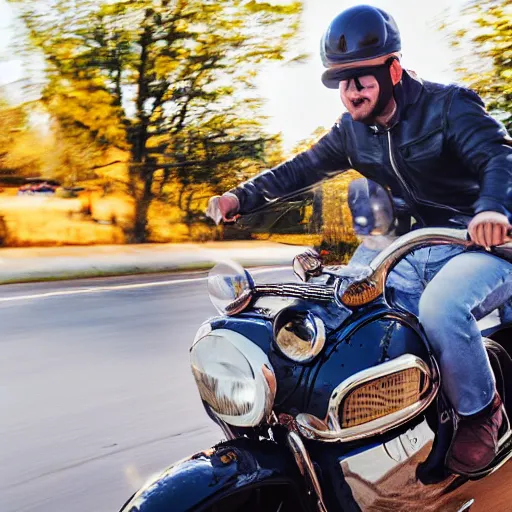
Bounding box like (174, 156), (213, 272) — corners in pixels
(206, 5), (512, 475)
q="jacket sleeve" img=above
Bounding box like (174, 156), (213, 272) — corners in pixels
(230, 123), (351, 214)
(445, 87), (512, 219)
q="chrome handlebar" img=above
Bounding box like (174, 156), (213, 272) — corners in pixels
(289, 228), (512, 308)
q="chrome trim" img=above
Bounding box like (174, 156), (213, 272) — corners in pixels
(368, 228), (471, 274)
(208, 262), (254, 316)
(192, 322), (212, 346)
(293, 250), (323, 282)
(225, 289), (253, 315)
(341, 226), (512, 306)
(274, 311), (326, 363)
(342, 228), (472, 306)
(457, 500), (475, 512)
(498, 408), (511, 451)
(190, 329), (276, 427)
(286, 431), (328, 512)
(296, 354), (439, 443)
(484, 437), (512, 478)
(262, 364), (277, 410)
(224, 282), (336, 316)
(220, 228), (512, 314)
(339, 416), (512, 510)
(254, 283), (335, 303)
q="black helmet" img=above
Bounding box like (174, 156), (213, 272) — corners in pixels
(321, 5), (401, 89)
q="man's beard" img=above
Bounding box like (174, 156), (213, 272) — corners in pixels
(342, 58), (397, 125)
(351, 89), (394, 125)
(349, 97), (376, 123)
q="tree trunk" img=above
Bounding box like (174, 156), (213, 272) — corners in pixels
(185, 190), (195, 236)
(160, 168), (172, 195)
(177, 183), (186, 212)
(130, 12), (154, 244)
(132, 169), (153, 243)
(311, 188), (323, 234)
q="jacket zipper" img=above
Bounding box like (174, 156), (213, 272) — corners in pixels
(386, 130), (425, 225)
(386, 131), (466, 223)
(387, 131), (413, 200)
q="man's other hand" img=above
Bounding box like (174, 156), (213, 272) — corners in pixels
(468, 211), (511, 249)
(206, 193), (240, 225)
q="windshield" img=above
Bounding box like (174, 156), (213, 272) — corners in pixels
(208, 174), (401, 318)
(344, 177), (397, 268)
(228, 173), (398, 271)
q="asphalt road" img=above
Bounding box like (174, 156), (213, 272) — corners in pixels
(0, 269), (291, 512)
(3, 268), (509, 512)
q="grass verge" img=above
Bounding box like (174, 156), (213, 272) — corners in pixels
(0, 263), (218, 285)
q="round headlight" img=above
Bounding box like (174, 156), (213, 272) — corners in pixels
(190, 329), (276, 427)
(273, 307), (326, 363)
(208, 261), (254, 316)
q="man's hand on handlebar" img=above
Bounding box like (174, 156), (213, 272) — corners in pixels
(206, 193), (240, 225)
(468, 211), (512, 249)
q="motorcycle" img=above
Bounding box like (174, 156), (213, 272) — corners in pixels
(120, 179), (512, 512)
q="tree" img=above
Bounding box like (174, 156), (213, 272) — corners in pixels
(443, 0), (512, 132)
(0, 99), (27, 174)
(0, 96), (46, 178)
(9, 0), (305, 241)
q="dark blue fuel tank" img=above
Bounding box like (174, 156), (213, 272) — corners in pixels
(294, 305), (431, 420)
(212, 303), (431, 424)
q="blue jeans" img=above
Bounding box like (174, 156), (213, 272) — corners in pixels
(350, 243), (512, 415)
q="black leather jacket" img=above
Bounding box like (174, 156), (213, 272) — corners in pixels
(231, 71), (512, 228)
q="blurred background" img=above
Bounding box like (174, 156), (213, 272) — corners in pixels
(0, 2), (510, 512)
(0, 0), (508, 253)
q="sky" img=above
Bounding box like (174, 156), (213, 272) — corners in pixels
(0, 0), (469, 151)
(256, 0), (469, 151)
(0, 2), (22, 85)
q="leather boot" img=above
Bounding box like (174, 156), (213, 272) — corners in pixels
(446, 393), (503, 474)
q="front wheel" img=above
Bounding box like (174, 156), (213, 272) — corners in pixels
(204, 483), (309, 512)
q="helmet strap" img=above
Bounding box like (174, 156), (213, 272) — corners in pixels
(368, 57), (398, 121)
(354, 76), (365, 92)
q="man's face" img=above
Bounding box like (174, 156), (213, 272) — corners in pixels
(339, 75), (379, 123)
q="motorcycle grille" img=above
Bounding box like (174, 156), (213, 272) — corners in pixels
(340, 368), (429, 428)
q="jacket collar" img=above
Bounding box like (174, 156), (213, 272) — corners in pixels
(397, 70), (423, 113)
(368, 70), (423, 133)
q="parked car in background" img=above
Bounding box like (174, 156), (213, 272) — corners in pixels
(17, 181), (59, 196)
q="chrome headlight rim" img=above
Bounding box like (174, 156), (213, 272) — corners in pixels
(192, 321), (212, 346)
(190, 328), (276, 427)
(273, 306), (326, 363)
(295, 354), (439, 443)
